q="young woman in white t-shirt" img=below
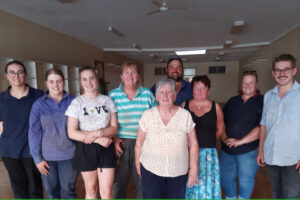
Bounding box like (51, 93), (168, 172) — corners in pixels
(65, 66), (118, 199)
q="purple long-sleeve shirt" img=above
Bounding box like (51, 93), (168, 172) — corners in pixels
(29, 91), (75, 164)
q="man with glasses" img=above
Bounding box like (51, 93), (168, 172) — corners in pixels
(0, 60), (43, 198)
(257, 54), (300, 199)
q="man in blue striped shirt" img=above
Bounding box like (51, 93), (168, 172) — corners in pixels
(109, 61), (156, 199)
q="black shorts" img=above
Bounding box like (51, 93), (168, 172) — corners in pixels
(73, 141), (117, 171)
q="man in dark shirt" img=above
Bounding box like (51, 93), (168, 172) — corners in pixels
(151, 55), (192, 106)
(0, 60), (43, 199)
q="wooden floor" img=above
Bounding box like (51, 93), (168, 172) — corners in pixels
(0, 160), (272, 199)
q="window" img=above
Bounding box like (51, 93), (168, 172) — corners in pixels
(209, 65), (226, 74)
(184, 68), (196, 82)
(154, 67), (166, 75)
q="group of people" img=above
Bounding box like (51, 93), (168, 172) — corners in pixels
(0, 53), (299, 199)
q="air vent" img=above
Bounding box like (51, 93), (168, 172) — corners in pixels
(154, 67), (166, 75)
(209, 66), (226, 74)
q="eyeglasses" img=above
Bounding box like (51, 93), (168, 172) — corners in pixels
(7, 71), (25, 76)
(273, 67), (293, 74)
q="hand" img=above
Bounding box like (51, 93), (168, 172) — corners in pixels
(0, 121), (3, 135)
(257, 150), (265, 166)
(224, 138), (243, 148)
(94, 136), (113, 148)
(296, 161), (300, 174)
(82, 131), (99, 144)
(36, 160), (50, 175)
(114, 137), (124, 157)
(187, 168), (198, 187)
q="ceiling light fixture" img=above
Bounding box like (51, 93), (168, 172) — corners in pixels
(233, 20), (245, 27)
(223, 40), (234, 48)
(132, 43), (142, 50)
(108, 26), (124, 37)
(218, 52), (225, 56)
(149, 54), (159, 58)
(175, 49), (206, 56)
(231, 20), (246, 34)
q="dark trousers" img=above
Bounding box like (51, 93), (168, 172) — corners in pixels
(266, 164), (300, 199)
(141, 164), (187, 199)
(113, 138), (143, 199)
(2, 157), (43, 199)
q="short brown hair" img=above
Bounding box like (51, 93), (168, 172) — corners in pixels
(242, 72), (258, 82)
(272, 54), (296, 70)
(191, 75), (211, 90)
(121, 61), (138, 74)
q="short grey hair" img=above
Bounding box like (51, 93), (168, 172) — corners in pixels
(155, 78), (176, 96)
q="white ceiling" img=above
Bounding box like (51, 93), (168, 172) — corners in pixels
(0, 0), (300, 64)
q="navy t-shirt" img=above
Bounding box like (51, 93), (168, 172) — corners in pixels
(221, 94), (263, 155)
(0, 86), (43, 158)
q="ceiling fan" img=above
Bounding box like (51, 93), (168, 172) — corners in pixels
(147, 0), (185, 15)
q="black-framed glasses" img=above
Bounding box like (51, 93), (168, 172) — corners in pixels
(7, 71), (25, 76)
(273, 67), (293, 74)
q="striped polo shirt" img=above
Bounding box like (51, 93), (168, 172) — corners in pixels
(108, 84), (157, 139)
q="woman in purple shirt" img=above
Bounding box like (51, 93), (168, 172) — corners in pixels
(28, 69), (78, 199)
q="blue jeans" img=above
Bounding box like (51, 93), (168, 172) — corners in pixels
(266, 164), (300, 199)
(41, 159), (78, 199)
(219, 149), (259, 199)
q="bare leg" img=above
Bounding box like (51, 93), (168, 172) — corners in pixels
(98, 168), (115, 199)
(81, 170), (98, 199)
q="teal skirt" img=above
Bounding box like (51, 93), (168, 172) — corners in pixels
(185, 148), (221, 199)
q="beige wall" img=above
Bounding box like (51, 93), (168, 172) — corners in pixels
(0, 10), (104, 66)
(105, 67), (122, 93)
(0, 10), (135, 93)
(240, 26), (300, 93)
(144, 61), (240, 103)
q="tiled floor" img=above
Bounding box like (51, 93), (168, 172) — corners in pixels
(0, 160), (272, 199)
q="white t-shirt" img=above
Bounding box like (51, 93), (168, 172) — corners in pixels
(65, 94), (117, 131)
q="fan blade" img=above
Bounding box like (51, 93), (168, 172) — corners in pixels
(151, 1), (161, 7)
(147, 10), (161, 15)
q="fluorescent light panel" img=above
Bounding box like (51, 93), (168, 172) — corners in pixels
(175, 49), (206, 55)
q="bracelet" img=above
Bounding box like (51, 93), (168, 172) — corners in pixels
(98, 129), (103, 137)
